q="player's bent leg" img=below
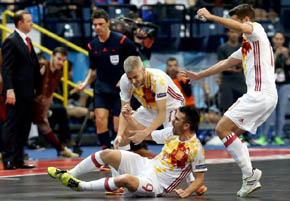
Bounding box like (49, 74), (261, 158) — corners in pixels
(216, 116), (239, 139)
(217, 116), (258, 196)
(114, 174), (139, 192)
(99, 149), (122, 171)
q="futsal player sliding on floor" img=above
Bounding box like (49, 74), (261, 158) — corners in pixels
(48, 106), (207, 198)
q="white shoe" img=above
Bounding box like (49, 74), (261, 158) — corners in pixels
(237, 168), (262, 197)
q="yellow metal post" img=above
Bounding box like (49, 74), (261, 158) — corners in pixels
(2, 10), (14, 43)
(63, 60), (68, 108)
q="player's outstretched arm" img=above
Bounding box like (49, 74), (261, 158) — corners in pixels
(197, 7), (253, 34)
(181, 57), (242, 83)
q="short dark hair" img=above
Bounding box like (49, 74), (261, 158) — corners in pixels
(166, 57), (177, 65)
(13, 10), (30, 27)
(91, 9), (110, 22)
(179, 105), (200, 132)
(53, 47), (68, 57)
(229, 4), (255, 21)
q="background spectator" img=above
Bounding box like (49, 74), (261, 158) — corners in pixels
(217, 29), (246, 114)
(166, 57), (195, 106)
(200, 76), (222, 124)
(33, 49), (79, 158)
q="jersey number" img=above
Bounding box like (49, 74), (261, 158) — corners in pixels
(142, 183), (153, 192)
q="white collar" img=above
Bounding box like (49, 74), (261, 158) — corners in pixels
(15, 28), (29, 45)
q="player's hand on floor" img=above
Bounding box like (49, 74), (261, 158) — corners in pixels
(173, 189), (191, 198)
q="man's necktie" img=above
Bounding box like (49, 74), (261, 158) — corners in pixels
(25, 37), (32, 53)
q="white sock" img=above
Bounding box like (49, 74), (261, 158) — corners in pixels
(80, 177), (118, 191)
(69, 152), (105, 178)
(222, 133), (253, 178)
(241, 138), (253, 177)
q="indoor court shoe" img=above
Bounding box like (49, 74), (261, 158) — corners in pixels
(61, 173), (81, 191)
(58, 147), (79, 158)
(237, 168), (262, 197)
(47, 167), (67, 179)
(195, 185), (207, 196)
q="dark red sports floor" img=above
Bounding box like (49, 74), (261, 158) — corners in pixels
(0, 147), (290, 201)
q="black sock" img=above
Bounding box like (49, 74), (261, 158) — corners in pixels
(97, 131), (111, 149)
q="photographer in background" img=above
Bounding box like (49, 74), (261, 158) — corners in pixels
(125, 12), (156, 67)
(110, 12), (158, 67)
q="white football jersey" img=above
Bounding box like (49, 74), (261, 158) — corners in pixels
(151, 127), (207, 192)
(120, 68), (184, 111)
(231, 22), (277, 96)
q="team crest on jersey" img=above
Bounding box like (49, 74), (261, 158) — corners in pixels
(110, 55), (119, 65)
(168, 143), (188, 168)
(242, 39), (251, 57)
(143, 87), (155, 104)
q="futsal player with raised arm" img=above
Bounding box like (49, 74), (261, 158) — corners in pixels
(182, 4), (277, 197)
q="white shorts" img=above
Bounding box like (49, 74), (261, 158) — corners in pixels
(111, 150), (164, 196)
(133, 106), (178, 128)
(224, 91), (277, 134)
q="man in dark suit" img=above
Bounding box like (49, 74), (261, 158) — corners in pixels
(1, 10), (41, 169)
